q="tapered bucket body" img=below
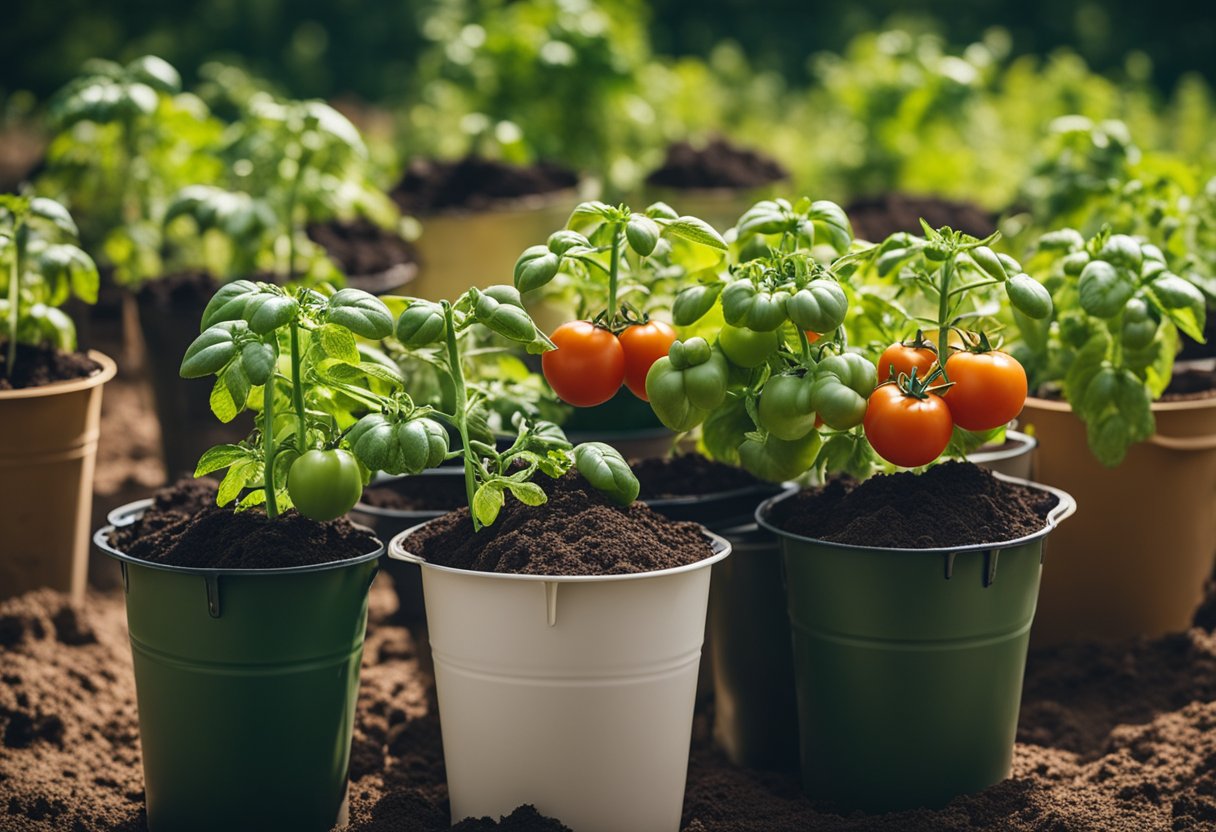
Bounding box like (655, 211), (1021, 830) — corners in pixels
(409, 190), (578, 302)
(757, 475), (1075, 812)
(95, 501), (382, 832)
(389, 525), (730, 832)
(0, 351), (115, 602)
(970, 429), (1037, 480)
(1021, 396), (1216, 644)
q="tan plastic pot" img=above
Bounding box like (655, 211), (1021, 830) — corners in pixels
(1021, 396), (1216, 644)
(0, 351), (116, 602)
(970, 429), (1037, 480)
(389, 524), (730, 832)
(409, 190), (579, 302)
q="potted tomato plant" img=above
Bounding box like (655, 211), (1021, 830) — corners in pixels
(0, 195), (114, 602)
(91, 280), (451, 830)
(385, 284), (730, 832)
(1013, 227), (1216, 643)
(752, 221), (1074, 811)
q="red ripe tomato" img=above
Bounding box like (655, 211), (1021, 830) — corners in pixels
(542, 321), (625, 407)
(618, 320), (677, 401)
(942, 351), (1028, 431)
(877, 343), (938, 384)
(804, 330), (821, 344)
(863, 384), (954, 468)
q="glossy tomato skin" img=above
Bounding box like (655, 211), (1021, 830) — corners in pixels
(877, 343), (937, 384)
(942, 351), (1028, 431)
(287, 449), (364, 521)
(542, 321), (625, 407)
(863, 385), (954, 468)
(618, 320), (677, 401)
(718, 324), (779, 368)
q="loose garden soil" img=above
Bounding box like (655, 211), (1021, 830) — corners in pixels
(844, 193), (996, 243)
(769, 462), (1057, 548)
(306, 217), (419, 283)
(107, 479), (378, 569)
(645, 138), (788, 190)
(1161, 368), (1216, 402)
(391, 156), (578, 215)
(361, 473), (470, 513)
(0, 343), (101, 390)
(406, 471), (716, 575)
(5, 571), (1216, 831)
(633, 453), (765, 499)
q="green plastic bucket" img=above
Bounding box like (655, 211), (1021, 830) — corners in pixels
(756, 473), (1075, 812)
(95, 500), (382, 832)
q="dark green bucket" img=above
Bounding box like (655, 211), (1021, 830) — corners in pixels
(756, 475), (1075, 812)
(95, 500), (382, 832)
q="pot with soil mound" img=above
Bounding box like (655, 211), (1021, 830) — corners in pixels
(388, 473), (729, 832)
(1021, 380), (1216, 644)
(0, 347), (115, 602)
(758, 463), (1075, 812)
(642, 138), (788, 233)
(970, 428), (1037, 480)
(305, 217), (419, 296)
(93, 481), (382, 832)
(392, 157), (579, 302)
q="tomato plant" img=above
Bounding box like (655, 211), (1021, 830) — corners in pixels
(863, 383), (954, 469)
(286, 449), (364, 522)
(542, 320), (625, 407)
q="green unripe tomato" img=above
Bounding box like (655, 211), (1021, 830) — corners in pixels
(786, 279), (848, 334)
(287, 449), (363, 521)
(739, 431), (822, 482)
(1078, 261), (1134, 319)
(757, 375), (817, 440)
(718, 324), (779, 368)
(810, 353), (877, 430)
(1006, 274), (1053, 320)
(1121, 298), (1157, 351)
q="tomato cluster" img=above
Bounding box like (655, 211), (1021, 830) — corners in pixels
(542, 319), (677, 407)
(864, 343), (1028, 468)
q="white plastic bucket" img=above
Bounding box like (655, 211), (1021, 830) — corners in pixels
(388, 524), (730, 832)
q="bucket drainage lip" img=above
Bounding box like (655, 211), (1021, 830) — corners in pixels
(94, 498), (386, 579)
(753, 471), (1077, 556)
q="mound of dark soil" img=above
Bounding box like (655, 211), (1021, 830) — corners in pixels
(391, 157), (578, 215)
(845, 193), (997, 244)
(645, 138), (787, 190)
(632, 454), (763, 500)
(307, 217), (418, 280)
(0, 343), (101, 390)
(361, 473), (469, 514)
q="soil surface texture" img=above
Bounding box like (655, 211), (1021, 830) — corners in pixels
(307, 217), (419, 280)
(845, 193), (997, 243)
(361, 472), (470, 513)
(107, 478), (378, 569)
(391, 156), (578, 215)
(768, 462), (1058, 548)
(5, 571), (1216, 831)
(0, 343), (101, 390)
(1161, 367), (1216, 401)
(407, 471), (715, 575)
(633, 453), (764, 500)
(645, 138), (788, 190)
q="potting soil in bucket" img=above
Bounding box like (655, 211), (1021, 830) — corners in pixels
(389, 472), (730, 832)
(94, 480), (383, 832)
(758, 462), (1075, 813)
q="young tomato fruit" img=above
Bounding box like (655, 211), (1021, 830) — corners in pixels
(287, 449), (364, 521)
(618, 320), (677, 401)
(718, 324), (779, 368)
(863, 385), (954, 468)
(877, 343), (937, 384)
(942, 351), (1028, 431)
(542, 320), (626, 407)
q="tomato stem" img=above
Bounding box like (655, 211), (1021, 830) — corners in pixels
(263, 363), (280, 519)
(442, 302), (480, 531)
(289, 318), (307, 450)
(607, 223), (622, 324)
(797, 327), (813, 366)
(936, 257), (954, 383)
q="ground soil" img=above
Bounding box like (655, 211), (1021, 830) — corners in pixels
(845, 193), (997, 243)
(407, 471), (715, 575)
(645, 138), (788, 190)
(1161, 367), (1216, 401)
(108, 479), (378, 569)
(632, 454), (765, 500)
(306, 218), (419, 286)
(361, 473), (469, 513)
(0, 343), (101, 390)
(391, 156), (578, 215)
(769, 462), (1058, 548)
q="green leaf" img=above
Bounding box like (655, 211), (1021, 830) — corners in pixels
(662, 216), (727, 250)
(194, 444), (250, 477)
(217, 459), (256, 507)
(573, 442), (640, 507)
(235, 489), (267, 512)
(181, 321), (245, 378)
(245, 294), (299, 335)
(1078, 261), (1134, 319)
(1143, 275), (1206, 343)
(28, 197), (79, 238)
(322, 359), (404, 389)
(326, 289), (394, 339)
(240, 342), (276, 386)
(317, 324), (361, 365)
(505, 481), (547, 507)
(1063, 331), (1111, 405)
(472, 482), (505, 527)
(209, 362), (251, 423)
(1082, 369), (1154, 467)
(200, 280), (260, 330)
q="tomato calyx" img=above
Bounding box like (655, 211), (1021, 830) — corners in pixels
(590, 301), (649, 336)
(878, 364), (953, 401)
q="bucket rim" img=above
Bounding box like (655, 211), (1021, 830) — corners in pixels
(754, 471), (1076, 555)
(0, 350), (116, 401)
(968, 429), (1036, 465)
(1025, 392), (1216, 415)
(388, 522), (731, 583)
(95, 498), (385, 576)
(353, 468), (465, 521)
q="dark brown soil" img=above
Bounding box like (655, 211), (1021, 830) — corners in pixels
(306, 217), (419, 279)
(0, 342), (101, 390)
(391, 156), (578, 215)
(408, 471), (715, 576)
(1161, 368), (1216, 401)
(361, 474), (469, 513)
(633, 454), (764, 500)
(107, 478), (378, 569)
(769, 462), (1058, 548)
(844, 193), (997, 244)
(1177, 315), (1216, 361)
(645, 138), (788, 190)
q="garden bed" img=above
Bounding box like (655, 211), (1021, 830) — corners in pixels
(3, 572), (1214, 831)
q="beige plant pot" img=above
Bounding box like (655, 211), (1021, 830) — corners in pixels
(0, 351), (116, 602)
(1020, 395), (1216, 644)
(409, 190), (580, 303)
